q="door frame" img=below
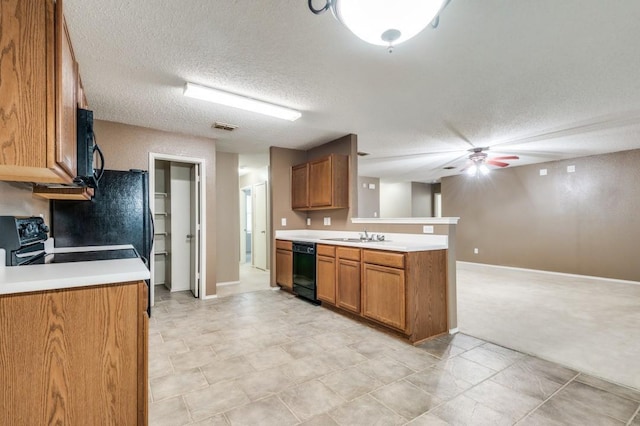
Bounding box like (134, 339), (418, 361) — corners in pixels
(252, 181), (268, 271)
(148, 152), (207, 306)
(239, 186), (252, 264)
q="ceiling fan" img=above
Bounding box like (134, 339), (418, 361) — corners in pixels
(461, 147), (519, 176)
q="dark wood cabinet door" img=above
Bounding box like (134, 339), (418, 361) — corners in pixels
(336, 258), (361, 313)
(308, 156), (332, 207)
(276, 249), (293, 289)
(291, 163), (309, 209)
(363, 263), (406, 331)
(317, 254), (336, 304)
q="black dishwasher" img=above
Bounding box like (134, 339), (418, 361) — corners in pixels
(292, 241), (318, 303)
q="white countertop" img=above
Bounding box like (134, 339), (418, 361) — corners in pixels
(275, 230), (448, 252)
(0, 245), (150, 296)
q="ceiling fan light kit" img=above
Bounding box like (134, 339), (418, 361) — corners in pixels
(183, 82), (302, 121)
(308, 0), (449, 52)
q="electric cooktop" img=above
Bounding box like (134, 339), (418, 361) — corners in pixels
(44, 248), (140, 264)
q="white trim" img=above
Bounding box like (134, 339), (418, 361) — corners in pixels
(271, 286), (281, 291)
(351, 217), (459, 225)
(149, 152), (208, 306)
(216, 280), (241, 287)
(457, 261), (640, 286)
(202, 294), (218, 300)
(449, 328), (459, 334)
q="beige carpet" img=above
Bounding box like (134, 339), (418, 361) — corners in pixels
(457, 261), (640, 391)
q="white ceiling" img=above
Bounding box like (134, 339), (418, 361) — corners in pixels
(64, 0), (640, 182)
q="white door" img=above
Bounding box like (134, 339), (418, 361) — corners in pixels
(170, 163), (192, 291)
(190, 164), (200, 297)
(253, 181), (268, 271)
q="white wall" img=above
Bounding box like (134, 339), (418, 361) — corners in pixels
(379, 181), (412, 217)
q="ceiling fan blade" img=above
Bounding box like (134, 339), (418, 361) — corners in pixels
(491, 155), (519, 160)
(487, 160), (509, 167)
(443, 120), (476, 148)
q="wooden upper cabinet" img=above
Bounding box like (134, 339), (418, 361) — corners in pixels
(291, 163), (309, 209)
(0, 0), (78, 184)
(56, 11), (78, 178)
(291, 154), (349, 211)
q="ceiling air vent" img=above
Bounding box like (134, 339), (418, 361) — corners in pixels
(212, 122), (238, 131)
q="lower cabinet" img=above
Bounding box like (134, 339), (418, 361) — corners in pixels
(336, 247), (361, 313)
(362, 263), (406, 331)
(316, 244), (336, 304)
(275, 240), (293, 289)
(0, 280), (148, 425)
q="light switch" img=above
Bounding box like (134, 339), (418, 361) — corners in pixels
(362, 183), (367, 188)
(368, 183), (376, 190)
(281, 218), (287, 226)
(567, 165), (576, 173)
(539, 169), (547, 176)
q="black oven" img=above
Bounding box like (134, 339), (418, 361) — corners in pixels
(292, 241), (318, 303)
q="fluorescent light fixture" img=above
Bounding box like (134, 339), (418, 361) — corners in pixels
(183, 82), (301, 121)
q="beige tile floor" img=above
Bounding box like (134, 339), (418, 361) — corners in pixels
(149, 284), (640, 425)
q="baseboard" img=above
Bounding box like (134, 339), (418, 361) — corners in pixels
(216, 280), (241, 287)
(271, 286), (281, 291)
(449, 328), (459, 334)
(202, 294), (218, 300)
(457, 261), (640, 286)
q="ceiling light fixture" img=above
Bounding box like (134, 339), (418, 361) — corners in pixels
(308, 0), (450, 52)
(183, 82), (302, 121)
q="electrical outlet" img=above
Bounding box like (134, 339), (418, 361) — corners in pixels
(567, 165), (576, 173)
(373, 211), (378, 218)
(423, 225), (434, 234)
(306, 218), (311, 226)
(474, 248), (479, 254)
(540, 169), (547, 176)
(281, 218), (287, 227)
(323, 217), (331, 226)
(362, 183), (367, 188)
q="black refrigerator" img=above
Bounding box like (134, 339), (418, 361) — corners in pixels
(51, 169), (153, 314)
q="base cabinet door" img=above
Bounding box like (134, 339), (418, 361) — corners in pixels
(276, 249), (293, 289)
(362, 263), (406, 331)
(0, 281), (147, 425)
(317, 254), (336, 304)
(336, 258), (361, 313)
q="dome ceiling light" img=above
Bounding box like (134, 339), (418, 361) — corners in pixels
(308, 0), (450, 52)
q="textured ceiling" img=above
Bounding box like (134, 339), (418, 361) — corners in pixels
(63, 0), (640, 182)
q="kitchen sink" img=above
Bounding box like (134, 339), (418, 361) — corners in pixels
(320, 237), (389, 243)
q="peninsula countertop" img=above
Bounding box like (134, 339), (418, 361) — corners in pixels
(0, 245), (150, 296)
(275, 230), (448, 252)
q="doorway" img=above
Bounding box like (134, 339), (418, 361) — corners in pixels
(240, 187), (252, 264)
(149, 153), (206, 307)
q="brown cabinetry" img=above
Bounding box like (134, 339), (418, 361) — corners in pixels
(291, 154), (349, 211)
(291, 163), (309, 209)
(315, 243), (448, 344)
(0, 281), (148, 425)
(363, 262), (406, 331)
(316, 244), (336, 304)
(275, 240), (293, 289)
(0, 0), (80, 185)
(336, 246), (361, 313)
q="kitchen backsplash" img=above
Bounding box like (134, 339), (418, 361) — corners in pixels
(0, 181), (49, 220)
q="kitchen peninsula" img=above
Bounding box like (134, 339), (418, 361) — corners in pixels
(276, 230), (449, 344)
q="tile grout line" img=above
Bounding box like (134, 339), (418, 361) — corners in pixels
(513, 372), (581, 425)
(626, 404), (640, 426)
